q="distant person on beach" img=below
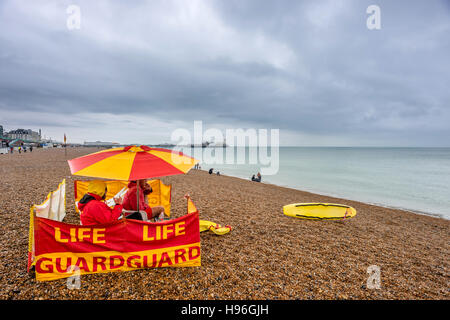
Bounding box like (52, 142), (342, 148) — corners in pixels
(18, 147), (21, 154)
(122, 180), (165, 221)
(29, 145), (33, 152)
(209, 168), (213, 174)
(78, 181), (123, 225)
(251, 172), (261, 182)
(9, 146), (13, 154)
(216, 171), (220, 176)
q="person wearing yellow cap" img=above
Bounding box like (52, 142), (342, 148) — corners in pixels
(77, 181), (123, 225)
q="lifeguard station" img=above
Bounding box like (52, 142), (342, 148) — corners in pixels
(27, 146), (230, 281)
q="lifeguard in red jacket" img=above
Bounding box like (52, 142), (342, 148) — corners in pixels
(122, 180), (165, 220)
(78, 181), (123, 225)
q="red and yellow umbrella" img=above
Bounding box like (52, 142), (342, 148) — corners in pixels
(68, 145), (199, 180)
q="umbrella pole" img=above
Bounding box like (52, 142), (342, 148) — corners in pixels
(136, 181), (140, 213)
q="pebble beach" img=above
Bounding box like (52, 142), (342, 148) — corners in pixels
(0, 148), (448, 300)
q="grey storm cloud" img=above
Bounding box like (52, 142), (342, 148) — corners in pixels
(0, 0), (449, 145)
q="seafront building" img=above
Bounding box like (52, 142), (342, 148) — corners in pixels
(0, 124), (43, 149)
(5, 128), (41, 142)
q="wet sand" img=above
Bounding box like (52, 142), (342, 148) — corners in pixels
(0, 148), (448, 299)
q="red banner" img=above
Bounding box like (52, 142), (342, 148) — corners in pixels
(32, 212), (200, 281)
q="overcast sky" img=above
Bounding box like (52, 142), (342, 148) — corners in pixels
(0, 0), (449, 146)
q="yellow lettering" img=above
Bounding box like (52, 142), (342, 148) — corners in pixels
(156, 226), (161, 240)
(70, 228), (77, 242)
(175, 221), (185, 236)
(162, 224), (174, 239)
(55, 227), (69, 243)
(93, 228), (106, 244)
(78, 228), (90, 242)
(143, 225), (155, 241)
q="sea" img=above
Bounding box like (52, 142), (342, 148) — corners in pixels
(180, 147), (450, 219)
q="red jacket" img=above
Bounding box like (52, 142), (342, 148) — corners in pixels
(122, 182), (153, 216)
(78, 193), (123, 225)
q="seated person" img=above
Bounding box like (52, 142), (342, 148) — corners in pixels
(78, 181), (123, 225)
(251, 172), (261, 182)
(122, 180), (165, 221)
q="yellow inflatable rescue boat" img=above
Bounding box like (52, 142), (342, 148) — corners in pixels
(283, 203), (356, 220)
(199, 220), (232, 235)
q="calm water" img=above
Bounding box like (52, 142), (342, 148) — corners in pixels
(182, 147), (450, 219)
